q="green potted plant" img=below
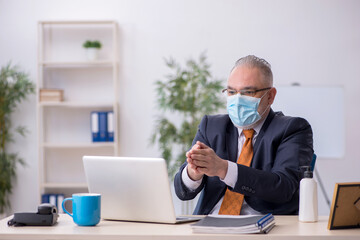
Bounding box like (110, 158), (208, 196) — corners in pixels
(0, 63), (35, 216)
(82, 40), (102, 61)
(151, 53), (224, 177)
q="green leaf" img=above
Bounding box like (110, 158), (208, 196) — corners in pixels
(0, 62), (34, 213)
(83, 40), (102, 49)
(150, 53), (225, 177)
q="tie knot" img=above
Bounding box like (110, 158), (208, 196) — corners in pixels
(243, 129), (255, 139)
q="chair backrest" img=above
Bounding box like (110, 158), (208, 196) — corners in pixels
(310, 153), (317, 172)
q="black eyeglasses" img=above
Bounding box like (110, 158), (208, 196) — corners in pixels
(222, 87), (271, 97)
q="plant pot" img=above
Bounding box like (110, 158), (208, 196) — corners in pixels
(86, 48), (99, 61)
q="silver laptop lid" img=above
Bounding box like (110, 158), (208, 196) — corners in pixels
(83, 156), (177, 224)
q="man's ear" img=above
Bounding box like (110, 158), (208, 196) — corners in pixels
(268, 87), (277, 105)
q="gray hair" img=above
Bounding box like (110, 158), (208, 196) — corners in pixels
(232, 55), (273, 86)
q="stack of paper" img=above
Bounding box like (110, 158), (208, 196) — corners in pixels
(191, 214), (275, 234)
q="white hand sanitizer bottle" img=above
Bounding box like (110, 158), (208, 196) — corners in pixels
(299, 166), (318, 222)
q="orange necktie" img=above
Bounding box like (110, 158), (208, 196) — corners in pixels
(218, 129), (255, 215)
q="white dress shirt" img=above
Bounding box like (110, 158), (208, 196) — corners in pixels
(182, 114), (268, 215)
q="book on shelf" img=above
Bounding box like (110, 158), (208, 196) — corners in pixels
(191, 213), (275, 234)
(42, 193), (65, 213)
(91, 111), (114, 142)
(39, 89), (64, 102)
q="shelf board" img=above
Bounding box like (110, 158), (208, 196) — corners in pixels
(39, 101), (114, 108)
(42, 183), (88, 189)
(40, 61), (116, 68)
(42, 142), (115, 148)
(40, 20), (116, 25)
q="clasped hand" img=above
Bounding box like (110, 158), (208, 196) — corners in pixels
(186, 141), (228, 181)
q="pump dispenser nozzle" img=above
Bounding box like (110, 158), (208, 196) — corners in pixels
(300, 166), (313, 178)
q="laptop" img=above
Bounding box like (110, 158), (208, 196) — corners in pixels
(83, 156), (202, 224)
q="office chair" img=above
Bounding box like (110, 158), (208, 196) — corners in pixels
(310, 153), (316, 172)
(311, 153), (331, 208)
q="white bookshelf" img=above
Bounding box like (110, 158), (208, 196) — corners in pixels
(40, 61), (115, 68)
(39, 102), (113, 108)
(42, 183), (89, 189)
(42, 142), (116, 149)
(37, 21), (119, 200)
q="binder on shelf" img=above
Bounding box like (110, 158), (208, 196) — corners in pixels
(91, 111), (112, 142)
(57, 194), (64, 213)
(98, 112), (108, 142)
(49, 194), (57, 207)
(91, 111), (100, 142)
(41, 194), (50, 204)
(41, 193), (65, 213)
(107, 111), (114, 142)
(91, 111), (108, 142)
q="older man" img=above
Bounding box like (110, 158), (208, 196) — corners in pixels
(174, 55), (313, 215)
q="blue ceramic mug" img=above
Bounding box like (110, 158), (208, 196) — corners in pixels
(62, 193), (101, 226)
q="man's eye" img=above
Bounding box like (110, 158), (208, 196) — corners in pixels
(242, 90), (254, 95)
(228, 90), (237, 95)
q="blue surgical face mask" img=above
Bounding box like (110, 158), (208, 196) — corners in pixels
(227, 92), (269, 128)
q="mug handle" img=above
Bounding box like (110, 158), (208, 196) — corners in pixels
(62, 198), (73, 217)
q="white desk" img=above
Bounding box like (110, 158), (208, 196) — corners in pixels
(0, 215), (359, 240)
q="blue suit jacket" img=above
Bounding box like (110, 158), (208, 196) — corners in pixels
(174, 109), (314, 215)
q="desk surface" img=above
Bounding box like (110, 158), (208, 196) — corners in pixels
(0, 215), (359, 240)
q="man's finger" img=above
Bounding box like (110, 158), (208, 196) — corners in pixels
(190, 154), (207, 162)
(190, 148), (209, 155)
(196, 141), (210, 149)
(190, 144), (200, 151)
(188, 157), (202, 165)
(192, 160), (207, 168)
(188, 157), (205, 168)
(187, 144), (200, 156)
(196, 166), (207, 175)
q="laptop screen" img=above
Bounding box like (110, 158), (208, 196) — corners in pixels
(83, 156), (178, 223)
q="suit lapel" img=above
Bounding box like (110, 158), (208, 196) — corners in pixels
(226, 119), (238, 163)
(253, 109), (275, 153)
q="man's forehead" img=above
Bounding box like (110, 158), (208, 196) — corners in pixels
(227, 66), (266, 88)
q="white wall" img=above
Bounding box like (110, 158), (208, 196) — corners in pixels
(1, 0), (359, 216)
